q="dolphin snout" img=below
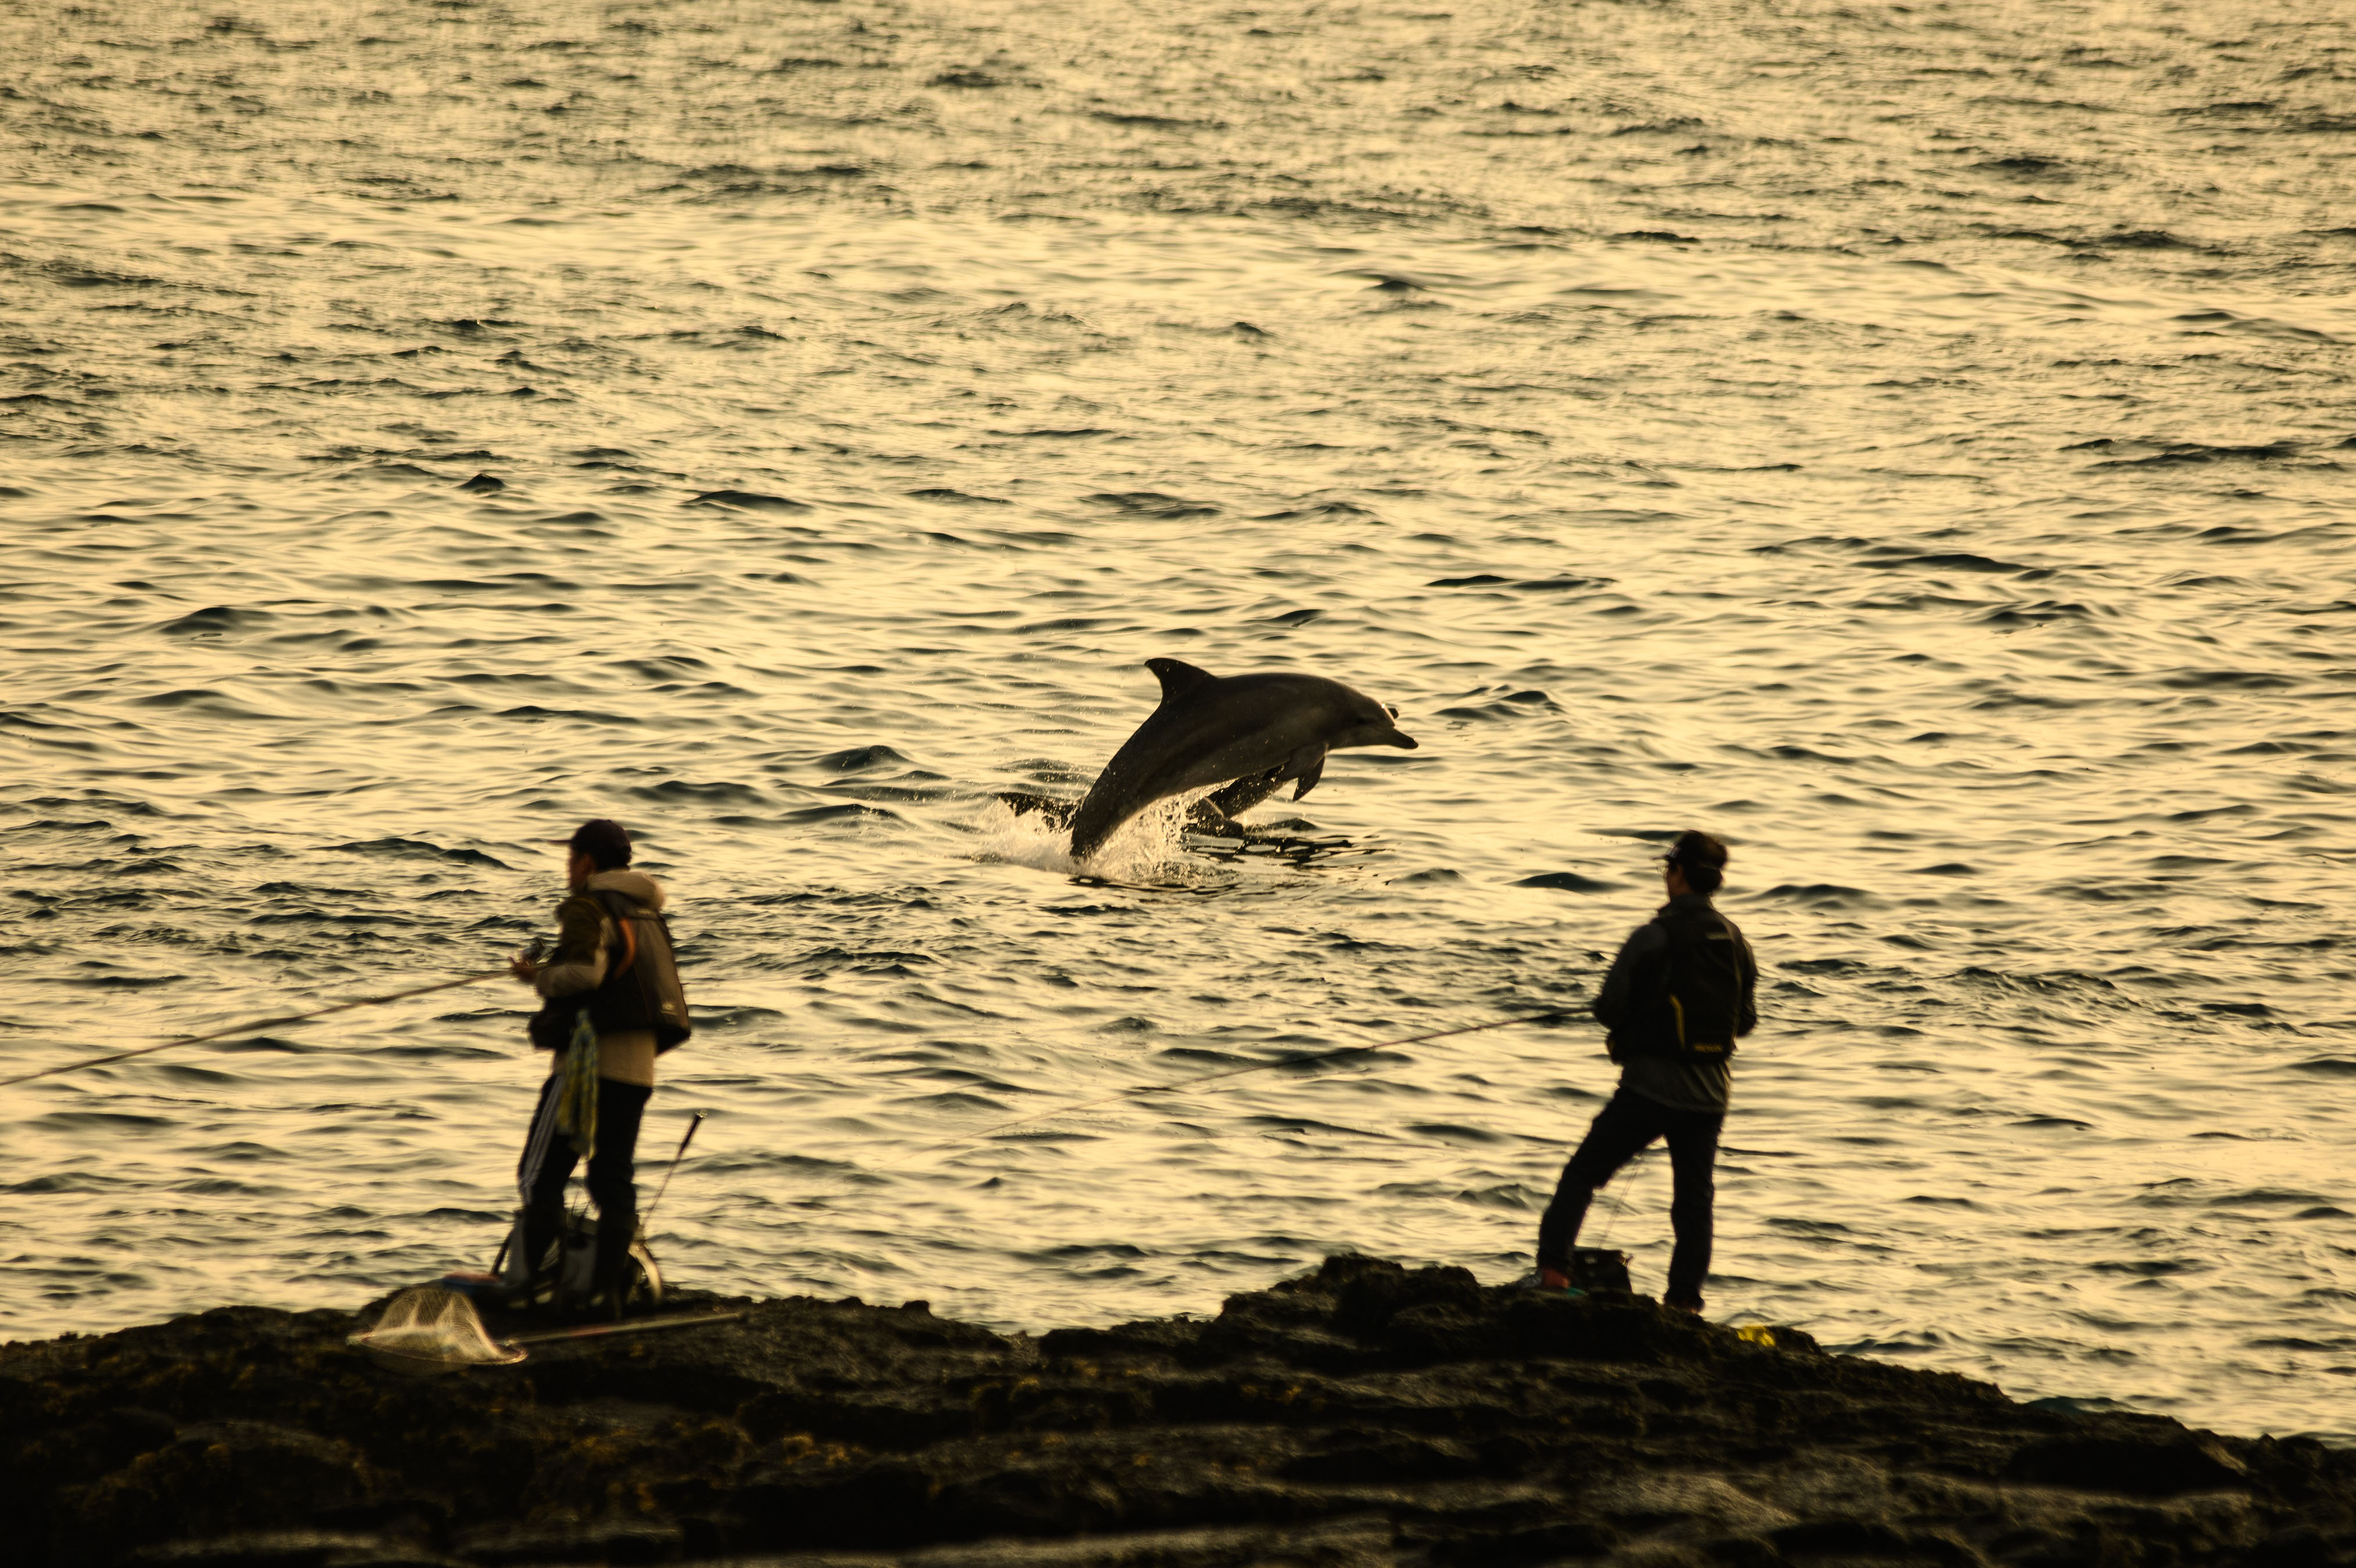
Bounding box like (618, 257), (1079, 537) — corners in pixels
(1388, 729), (1420, 750)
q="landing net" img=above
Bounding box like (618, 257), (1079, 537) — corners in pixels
(347, 1285), (525, 1372)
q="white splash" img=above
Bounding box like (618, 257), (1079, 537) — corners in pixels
(970, 794), (1199, 883)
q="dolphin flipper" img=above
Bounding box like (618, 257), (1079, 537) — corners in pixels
(1287, 746), (1328, 801)
(1202, 765), (1284, 821)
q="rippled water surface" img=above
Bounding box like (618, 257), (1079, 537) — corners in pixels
(4, 0), (2353, 1443)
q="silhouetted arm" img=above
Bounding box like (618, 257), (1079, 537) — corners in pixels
(1591, 920), (1666, 1037)
(1733, 925), (1759, 1038)
(536, 893), (612, 1000)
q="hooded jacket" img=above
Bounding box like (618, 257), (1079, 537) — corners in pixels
(534, 869), (668, 1088)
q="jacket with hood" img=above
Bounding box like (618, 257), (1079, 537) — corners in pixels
(534, 869), (673, 1088)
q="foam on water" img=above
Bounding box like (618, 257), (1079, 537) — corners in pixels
(968, 796), (1194, 884)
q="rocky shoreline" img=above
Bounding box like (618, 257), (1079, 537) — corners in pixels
(5, 1256), (2350, 1567)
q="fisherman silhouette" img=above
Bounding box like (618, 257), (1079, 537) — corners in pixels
(1534, 830), (1757, 1314)
(508, 819), (691, 1312)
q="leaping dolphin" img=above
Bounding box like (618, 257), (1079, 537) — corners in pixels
(1066, 658), (1419, 860)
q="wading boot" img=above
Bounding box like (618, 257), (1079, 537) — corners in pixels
(589, 1212), (637, 1321)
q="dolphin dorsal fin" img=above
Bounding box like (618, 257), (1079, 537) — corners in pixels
(1144, 657), (1219, 704)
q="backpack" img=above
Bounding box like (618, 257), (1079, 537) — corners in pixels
(1644, 902), (1749, 1060)
(526, 891), (693, 1054)
(587, 889), (692, 1052)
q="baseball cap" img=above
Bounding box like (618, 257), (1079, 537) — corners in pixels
(1661, 830), (1729, 872)
(566, 818), (633, 869)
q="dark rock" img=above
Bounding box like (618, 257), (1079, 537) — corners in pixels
(1330, 1257), (1481, 1337)
(1424, 1516), (1618, 1563)
(2, 1261), (2350, 1568)
(1039, 1315), (1204, 1364)
(1770, 1517), (1981, 1563)
(2006, 1429), (2251, 1495)
(2251, 1524), (2335, 1568)
(454, 1520), (680, 1564)
(129, 1534), (397, 1567)
(1279, 1430), (1484, 1483)
(62, 1422), (382, 1565)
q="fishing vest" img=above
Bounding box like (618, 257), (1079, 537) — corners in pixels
(1635, 900), (1748, 1060)
(586, 889), (692, 1053)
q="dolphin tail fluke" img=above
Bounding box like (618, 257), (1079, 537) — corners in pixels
(1000, 791), (1078, 830)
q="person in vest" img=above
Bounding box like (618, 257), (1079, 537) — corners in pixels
(507, 818), (691, 1308)
(1535, 830), (1757, 1313)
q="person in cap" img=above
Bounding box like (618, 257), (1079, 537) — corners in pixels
(507, 819), (691, 1309)
(1534, 829), (1757, 1312)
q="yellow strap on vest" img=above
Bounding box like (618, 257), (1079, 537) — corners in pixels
(609, 902), (639, 980)
(598, 890), (645, 979)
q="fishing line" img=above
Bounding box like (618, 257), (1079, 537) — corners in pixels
(892, 1009), (1572, 1167)
(0, 969), (511, 1090)
(1586, 1150), (1640, 1247)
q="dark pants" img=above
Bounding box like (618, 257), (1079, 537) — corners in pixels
(517, 1073), (651, 1292)
(1537, 1088), (1723, 1307)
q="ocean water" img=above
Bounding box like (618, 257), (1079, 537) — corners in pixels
(3, 0), (2352, 1444)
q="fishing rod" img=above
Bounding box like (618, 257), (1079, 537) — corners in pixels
(640, 1110), (706, 1231)
(0, 968), (513, 1090)
(902, 1009), (1574, 1161)
(504, 1309), (744, 1348)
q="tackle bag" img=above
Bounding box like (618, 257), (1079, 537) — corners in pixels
(527, 992), (588, 1054)
(495, 1208), (663, 1311)
(1570, 1247), (1633, 1293)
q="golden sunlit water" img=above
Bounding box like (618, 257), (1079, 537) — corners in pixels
(2, 0), (2351, 1444)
